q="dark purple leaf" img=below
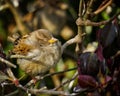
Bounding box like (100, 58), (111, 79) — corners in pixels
(99, 21), (118, 48)
(106, 58), (114, 72)
(102, 41), (119, 58)
(95, 45), (107, 75)
(78, 75), (98, 88)
(105, 75), (112, 83)
(115, 20), (120, 48)
(77, 52), (100, 77)
(95, 44), (104, 62)
(97, 19), (120, 58)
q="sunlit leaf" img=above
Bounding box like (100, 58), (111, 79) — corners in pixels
(65, 59), (76, 78)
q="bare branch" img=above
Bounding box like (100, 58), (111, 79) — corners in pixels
(78, 0), (83, 17)
(0, 57), (16, 68)
(84, 0), (94, 19)
(25, 67), (77, 87)
(53, 72), (78, 91)
(6, 68), (17, 81)
(17, 84), (73, 96)
(0, 4), (9, 11)
(62, 33), (86, 53)
(5, 90), (19, 96)
(43, 67), (77, 78)
(76, 13), (119, 26)
(50, 69), (62, 90)
(94, 0), (112, 15)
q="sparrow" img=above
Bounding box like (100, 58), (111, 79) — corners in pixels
(11, 29), (61, 76)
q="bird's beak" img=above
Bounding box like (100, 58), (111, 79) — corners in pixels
(48, 37), (58, 44)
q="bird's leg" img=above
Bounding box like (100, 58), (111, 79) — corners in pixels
(32, 77), (38, 84)
(25, 76), (39, 88)
(25, 75), (44, 88)
(6, 68), (19, 86)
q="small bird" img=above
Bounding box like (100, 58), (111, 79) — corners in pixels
(11, 29), (61, 76)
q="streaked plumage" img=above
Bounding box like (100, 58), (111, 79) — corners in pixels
(12, 29), (61, 76)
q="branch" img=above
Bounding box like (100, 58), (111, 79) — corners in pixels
(17, 84), (74, 96)
(94, 0), (112, 15)
(84, 0), (94, 19)
(5, 90), (19, 96)
(43, 67), (77, 78)
(25, 67), (77, 87)
(53, 72), (78, 91)
(62, 33), (86, 53)
(76, 13), (119, 26)
(2, 67), (73, 95)
(6, 68), (17, 81)
(78, 0), (83, 17)
(1, 78), (76, 96)
(76, 19), (109, 26)
(50, 69), (61, 91)
(0, 57), (16, 68)
(0, 4), (9, 11)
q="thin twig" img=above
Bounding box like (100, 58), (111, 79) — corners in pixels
(78, 0), (83, 17)
(50, 68), (62, 91)
(94, 0), (112, 15)
(98, 0), (110, 9)
(1, 83), (4, 96)
(84, 0), (94, 19)
(5, 90), (19, 96)
(62, 33), (86, 52)
(76, 13), (119, 26)
(25, 67), (77, 87)
(6, 68), (20, 86)
(43, 67), (77, 78)
(6, 68), (17, 80)
(0, 57), (16, 68)
(0, 4), (9, 11)
(53, 72), (78, 91)
(17, 84), (73, 96)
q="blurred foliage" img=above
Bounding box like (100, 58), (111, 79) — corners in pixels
(0, 0), (120, 96)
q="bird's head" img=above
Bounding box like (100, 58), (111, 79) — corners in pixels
(35, 29), (58, 46)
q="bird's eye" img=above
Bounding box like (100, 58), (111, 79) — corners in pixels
(39, 44), (43, 46)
